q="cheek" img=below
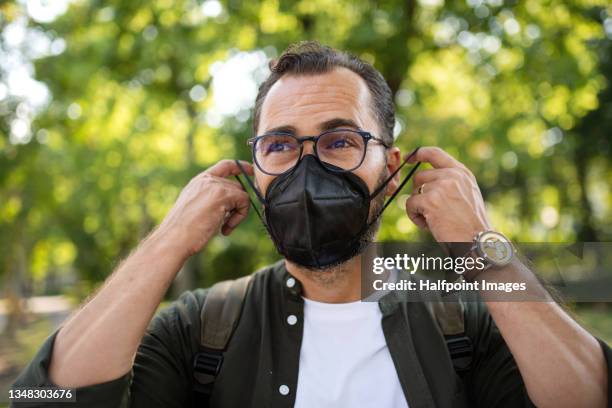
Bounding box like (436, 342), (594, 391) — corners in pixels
(353, 150), (387, 192)
(255, 171), (276, 196)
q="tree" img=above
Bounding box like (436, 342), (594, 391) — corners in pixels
(0, 0), (610, 311)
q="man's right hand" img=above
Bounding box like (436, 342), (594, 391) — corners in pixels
(48, 159), (255, 388)
(157, 160), (254, 259)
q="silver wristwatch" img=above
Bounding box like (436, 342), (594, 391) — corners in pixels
(471, 230), (514, 271)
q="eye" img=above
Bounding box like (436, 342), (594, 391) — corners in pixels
(258, 135), (299, 156)
(267, 142), (289, 153)
(321, 131), (360, 150)
(329, 139), (348, 149)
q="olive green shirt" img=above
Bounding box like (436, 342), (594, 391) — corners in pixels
(12, 261), (612, 407)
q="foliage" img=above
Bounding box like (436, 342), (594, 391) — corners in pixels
(0, 0), (611, 298)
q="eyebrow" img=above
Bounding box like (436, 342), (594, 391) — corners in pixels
(262, 117), (361, 135)
(319, 118), (360, 131)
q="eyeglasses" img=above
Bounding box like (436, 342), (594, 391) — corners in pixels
(247, 128), (390, 176)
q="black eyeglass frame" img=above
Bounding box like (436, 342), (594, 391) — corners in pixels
(246, 128), (391, 176)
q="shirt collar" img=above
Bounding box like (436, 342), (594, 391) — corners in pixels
(273, 259), (403, 316)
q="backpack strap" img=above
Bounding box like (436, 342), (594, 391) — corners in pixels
(193, 275), (253, 408)
(425, 295), (473, 373)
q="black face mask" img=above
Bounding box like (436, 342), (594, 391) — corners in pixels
(236, 148), (420, 269)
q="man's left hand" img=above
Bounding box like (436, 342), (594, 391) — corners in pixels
(405, 146), (492, 242)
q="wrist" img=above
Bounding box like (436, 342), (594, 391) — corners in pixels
(443, 222), (492, 243)
(145, 225), (191, 263)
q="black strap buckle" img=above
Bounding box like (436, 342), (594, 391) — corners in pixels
(445, 335), (473, 372)
(193, 350), (224, 386)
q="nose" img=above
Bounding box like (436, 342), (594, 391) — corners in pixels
(301, 139), (316, 156)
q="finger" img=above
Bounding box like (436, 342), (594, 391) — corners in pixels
(206, 159), (254, 178)
(210, 175), (244, 190)
(190, 174), (244, 194)
(404, 193), (429, 229)
(221, 192), (251, 235)
(412, 168), (452, 187)
(406, 146), (461, 169)
(237, 160), (255, 176)
(221, 209), (249, 235)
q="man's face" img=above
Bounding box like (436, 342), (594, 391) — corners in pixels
(255, 67), (401, 197)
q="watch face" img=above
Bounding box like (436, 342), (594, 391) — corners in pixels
(478, 231), (513, 266)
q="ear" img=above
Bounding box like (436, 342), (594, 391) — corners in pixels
(385, 147), (402, 196)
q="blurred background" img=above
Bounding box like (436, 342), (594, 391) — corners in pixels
(0, 0), (611, 403)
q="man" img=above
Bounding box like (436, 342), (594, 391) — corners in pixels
(13, 41), (610, 407)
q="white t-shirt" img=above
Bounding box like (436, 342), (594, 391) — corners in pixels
(294, 297), (409, 408)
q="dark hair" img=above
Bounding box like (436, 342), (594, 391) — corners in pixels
(253, 41), (395, 146)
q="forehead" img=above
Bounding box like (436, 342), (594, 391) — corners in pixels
(258, 67), (376, 134)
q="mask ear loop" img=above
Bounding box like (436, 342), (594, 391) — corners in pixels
(368, 147), (422, 227)
(234, 160), (266, 225)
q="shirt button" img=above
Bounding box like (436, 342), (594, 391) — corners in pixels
(286, 277), (296, 288)
(279, 384), (290, 396)
(287, 315), (298, 326)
